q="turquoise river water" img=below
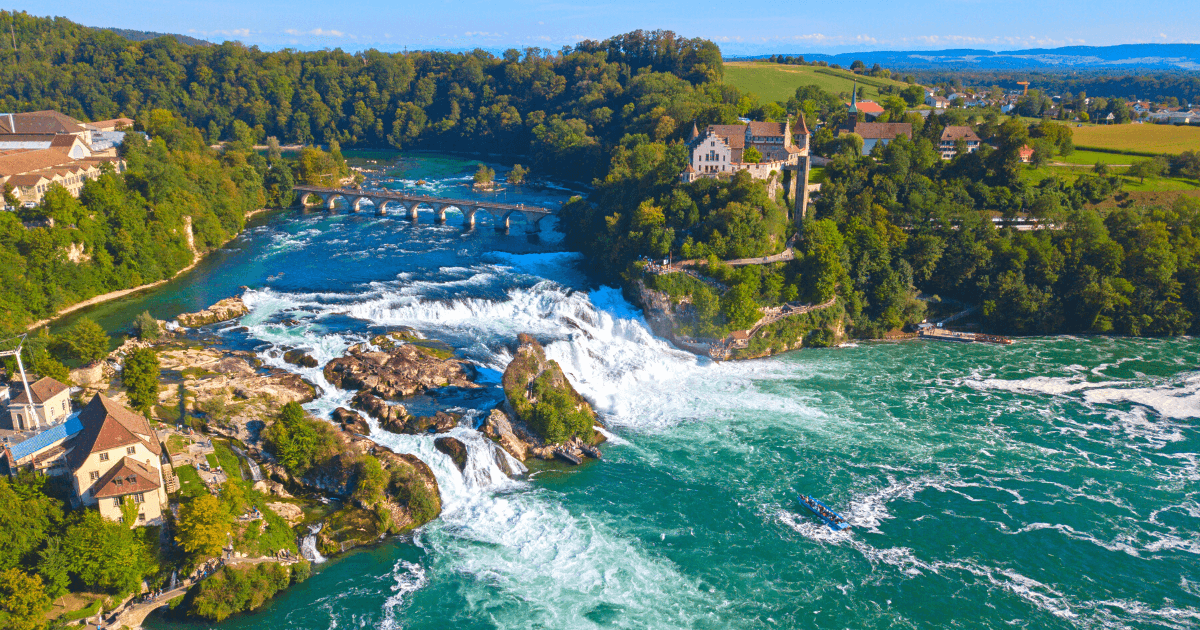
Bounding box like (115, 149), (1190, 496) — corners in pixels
(71, 153), (1198, 630)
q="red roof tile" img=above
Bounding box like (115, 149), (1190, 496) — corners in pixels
(68, 394), (161, 468)
(10, 376), (69, 405)
(92, 456), (161, 498)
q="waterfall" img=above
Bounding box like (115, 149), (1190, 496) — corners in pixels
(301, 523), (327, 563)
(169, 569), (177, 590)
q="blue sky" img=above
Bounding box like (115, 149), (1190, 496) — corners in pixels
(14, 0), (1199, 55)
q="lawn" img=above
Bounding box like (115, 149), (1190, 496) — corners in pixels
(1019, 163), (1199, 192)
(1071, 124), (1200, 155)
(723, 62), (912, 104)
(173, 464), (207, 499)
(1055, 150), (1139, 166)
(213, 439), (247, 481)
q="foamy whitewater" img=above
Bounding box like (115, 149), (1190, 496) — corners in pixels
(130, 155), (1198, 630)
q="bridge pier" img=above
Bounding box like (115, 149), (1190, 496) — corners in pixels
(523, 212), (543, 233)
(434, 204), (448, 224)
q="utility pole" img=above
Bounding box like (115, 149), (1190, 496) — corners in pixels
(0, 334), (36, 430)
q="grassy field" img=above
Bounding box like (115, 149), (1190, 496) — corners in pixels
(1020, 162), (1199, 192)
(1055, 150), (1140, 166)
(1071, 124), (1200, 155)
(724, 62), (912, 104)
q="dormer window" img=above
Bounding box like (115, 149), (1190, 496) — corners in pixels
(114, 478), (123, 486)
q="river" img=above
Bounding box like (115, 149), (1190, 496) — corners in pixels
(95, 152), (1200, 630)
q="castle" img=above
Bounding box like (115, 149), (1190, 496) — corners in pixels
(680, 115), (813, 222)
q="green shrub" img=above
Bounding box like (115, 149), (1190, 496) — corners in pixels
(188, 563), (293, 622)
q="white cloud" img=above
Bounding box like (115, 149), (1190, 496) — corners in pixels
(284, 28), (352, 38)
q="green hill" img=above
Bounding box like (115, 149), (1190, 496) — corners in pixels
(723, 61), (913, 104)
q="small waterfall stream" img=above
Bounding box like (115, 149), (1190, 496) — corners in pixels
(300, 523), (328, 563)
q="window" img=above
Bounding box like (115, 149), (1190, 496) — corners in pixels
(138, 513), (146, 523)
(114, 478), (123, 486)
(113, 498), (121, 508)
(63, 401), (67, 411)
(127, 446), (136, 455)
(98, 452), (109, 461)
(134, 493), (145, 503)
(89, 471), (100, 481)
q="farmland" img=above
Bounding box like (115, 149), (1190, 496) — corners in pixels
(724, 61), (913, 104)
(1071, 124), (1200, 155)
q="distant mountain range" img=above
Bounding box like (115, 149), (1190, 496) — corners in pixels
(735, 44), (1200, 72)
(97, 27), (213, 47)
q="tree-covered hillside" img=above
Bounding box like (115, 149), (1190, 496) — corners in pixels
(0, 12), (728, 180)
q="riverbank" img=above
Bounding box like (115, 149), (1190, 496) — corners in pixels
(23, 209), (273, 333)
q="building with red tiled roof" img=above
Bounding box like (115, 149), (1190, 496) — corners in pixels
(840, 122), (913, 155)
(682, 115), (809, 183)
(6, 376), (71, 430)
(69, 394), (167, 526)
(939, 126), (983, 159)
(0, 110), (126, 207)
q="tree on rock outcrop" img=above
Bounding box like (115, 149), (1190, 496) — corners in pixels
(502, 334), (597, 445)
(262, 402), (341, 477)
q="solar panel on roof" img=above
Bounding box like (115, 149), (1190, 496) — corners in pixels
(9, 414), (83, 461)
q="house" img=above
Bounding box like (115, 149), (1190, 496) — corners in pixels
(681, 116), (808, 183)
(6, 376), (71, 430)
(939, 126), (982, 159)
(68, 394), (168, 526)
(848, 100), (885, 122)
(1018, 145), (1035, 163)
(926, 94), (951, 108)
(842, 122), (913, 155)
(0, 110), (129, 207)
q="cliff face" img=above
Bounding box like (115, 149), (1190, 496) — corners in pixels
(495, 334), (603, 463)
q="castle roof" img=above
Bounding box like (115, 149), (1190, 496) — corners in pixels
(704, 125), (746, 149)
(746, 121), (787, 137)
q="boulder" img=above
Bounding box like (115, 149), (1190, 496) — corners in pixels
(177, 296), (250, 327)
(323, 335), (477, 401)
(481, 408), (528, 461)
(433, 437), (468, 472)
(332, 407), (370, 435)
(351, 392), (408, 430)
(253, 480), (294, 499)
(265, 501), (304, 526)
(283, 349), (319, 369)
(69, 362), (106, 388)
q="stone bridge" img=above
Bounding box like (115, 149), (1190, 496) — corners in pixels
(293, 185), (557, 232)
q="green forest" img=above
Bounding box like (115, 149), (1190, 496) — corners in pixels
(0, 107), (349, 331)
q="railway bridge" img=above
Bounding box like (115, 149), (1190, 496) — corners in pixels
(293, 185), (557, 231)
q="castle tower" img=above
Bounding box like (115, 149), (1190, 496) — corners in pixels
(786, 112), (812, 226)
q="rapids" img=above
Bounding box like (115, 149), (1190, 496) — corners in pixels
(95, 153), (1196, 630)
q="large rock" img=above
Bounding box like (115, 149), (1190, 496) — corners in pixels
(265, 501), (304, 526)
(332, 407), (370, 435)
(324, 332), (477, 401)
(501, 333), (601, 453)
(433, 437), (468, 472)
(481, 408), (529, 461)
(177, 296), (250, 327)
(283, 349), (319, 368)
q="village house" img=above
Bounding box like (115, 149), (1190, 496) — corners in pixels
(926, 94), (951, 109)
(681, 116), (808, 183)
(2, 392), (168, 527)
(68, 394), (169, 526)
(939, 125), (982, 159)
(6, 376), (71, 430)
(1018, 145), (1035, 163)
(0, 110), (130, 207)
(842, 122), (913, 155)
